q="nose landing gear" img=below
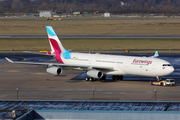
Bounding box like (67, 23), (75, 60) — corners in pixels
(156, 76), (162, 81)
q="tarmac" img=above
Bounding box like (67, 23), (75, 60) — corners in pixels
(0, 60), (180, 101)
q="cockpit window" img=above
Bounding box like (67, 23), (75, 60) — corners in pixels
(162, 64), (171, 66)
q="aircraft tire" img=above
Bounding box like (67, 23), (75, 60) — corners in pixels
(112, 75), (116, 80)
(89, 77), (93, 82)
(120, 75), (123, 80)
(116, 76), (120, 80)
(101, 75), (106, 81)
(85, 77), (89, 81)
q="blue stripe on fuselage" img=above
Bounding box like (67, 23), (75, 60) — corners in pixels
(63, 49), (71, 59)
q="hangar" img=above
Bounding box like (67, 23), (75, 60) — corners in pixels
(38, 10), (52, 17)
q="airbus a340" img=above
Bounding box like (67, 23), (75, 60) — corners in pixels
(6, 26), (174, 81)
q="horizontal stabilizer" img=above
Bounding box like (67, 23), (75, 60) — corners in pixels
(23, 51), (55, 56)
(5, 57), (14, 63)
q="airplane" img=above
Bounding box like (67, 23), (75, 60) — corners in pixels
(5, 26), (174, 81)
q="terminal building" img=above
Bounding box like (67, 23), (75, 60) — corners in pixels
(0, 100), (180, 120)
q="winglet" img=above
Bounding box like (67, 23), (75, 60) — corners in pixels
(154, 51), (159, 57)
(5, 57), (14, 63)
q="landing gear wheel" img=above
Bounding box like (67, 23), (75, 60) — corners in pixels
(116, 76), (120, 80)
(89, 77), (93, 82)
(112, 75), (123, 81)
(120, 75), (123, 80)
(85, 77), (89, 81)
(112, 75), (116, 80)
(101, 75), (106, 81)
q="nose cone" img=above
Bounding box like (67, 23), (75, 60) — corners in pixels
(170, 66), (175, 74)
(160, 66), (174, 76)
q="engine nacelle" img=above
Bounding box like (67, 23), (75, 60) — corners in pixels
(46, 67), (63, 75)
(87, 70), (103, 78)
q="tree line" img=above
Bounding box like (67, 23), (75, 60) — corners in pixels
(0, 0), (180, 14)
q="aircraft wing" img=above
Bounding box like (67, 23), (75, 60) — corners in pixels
(5, 57), (114, 70)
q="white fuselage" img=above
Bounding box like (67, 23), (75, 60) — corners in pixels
(61, 53), (174, 77)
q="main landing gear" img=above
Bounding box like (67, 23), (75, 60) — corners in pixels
(112, 75), (123, 80)
(85, 75), (123, 81)
(85, 77), (97, 82)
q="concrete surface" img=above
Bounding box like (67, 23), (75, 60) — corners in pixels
(0, 61), (180, 101)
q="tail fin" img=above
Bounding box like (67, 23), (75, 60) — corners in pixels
(46, 26), (71, 63)
(46, 26), (65, 53)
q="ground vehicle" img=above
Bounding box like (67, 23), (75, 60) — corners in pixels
(54, 18), (62, 20)
(150, 79), (176, 86)
(46, 17), (62, 20)
(46, 17), (53, 20)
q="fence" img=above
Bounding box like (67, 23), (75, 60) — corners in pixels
(0, 89), (179, 101)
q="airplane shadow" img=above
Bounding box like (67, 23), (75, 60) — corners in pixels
(69, 72), (179, 85)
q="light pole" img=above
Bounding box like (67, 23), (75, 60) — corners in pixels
(154, 89), (157, 101)
(92, 89), (95, 100)
(16, 88), (19, 100)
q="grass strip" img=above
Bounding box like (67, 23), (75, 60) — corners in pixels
(0, 38), (180, 53)
(0, 19), (180, 35)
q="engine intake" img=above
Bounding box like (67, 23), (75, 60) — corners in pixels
(46, 67), (63, 75)
(87, 70), (103, 78)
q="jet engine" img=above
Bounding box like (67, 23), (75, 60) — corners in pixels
(87, 70), (103, 78)
(46, 67), (63, 75)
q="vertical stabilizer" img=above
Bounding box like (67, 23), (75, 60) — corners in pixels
(46, 26), (71, 63)
(46, 26), (65, 54)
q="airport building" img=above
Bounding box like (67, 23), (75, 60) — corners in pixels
(1, 100), (180, 120)
(38, 10), (52, 17)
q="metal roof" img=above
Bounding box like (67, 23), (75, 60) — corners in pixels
(0, 100), (180, 119)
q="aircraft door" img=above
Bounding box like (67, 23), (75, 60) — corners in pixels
(89, 55), (95, 65)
